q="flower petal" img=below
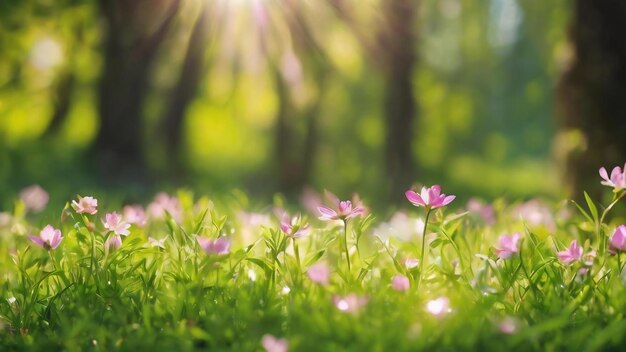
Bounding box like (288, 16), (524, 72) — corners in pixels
(442, 195), (456, 206)
(599, 167), (609, 181)
(405, 191), (425, 206)
(28, 235), (45, 248)
(318, 206), (338, 220)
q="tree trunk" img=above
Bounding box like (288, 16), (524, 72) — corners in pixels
(161, 3), (210, 171)
(379, 0), (417, 198)
(272, 0), (328, 197)
(93, 0), (179, 180)
(44, 71), (75, 137)
(556, 0), (626, 197)
(273, 67), (298, 193)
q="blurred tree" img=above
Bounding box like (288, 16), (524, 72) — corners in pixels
(557, 0), (626, 196)
(160, 2), (210, 172)
(43, 72), (75, 137)
(329, 0), (418, 199)
(379, 0), (417, 198)
(273, 1), (329, 196)
(93, 0), (179, 180)
(43, 17), (88, 138)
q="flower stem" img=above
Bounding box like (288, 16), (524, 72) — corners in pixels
(293, 238), (301, 273)
(419, 208), (432, 287)
(600, 191), (625, 226)
(343, 219), (351, 274)
(597, 190), (625, 264)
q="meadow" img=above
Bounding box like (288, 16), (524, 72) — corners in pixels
(1, 165), (626, 351)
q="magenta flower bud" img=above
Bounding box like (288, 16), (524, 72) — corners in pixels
(609, 225), (626, 254)
(105, 234), (122, 251)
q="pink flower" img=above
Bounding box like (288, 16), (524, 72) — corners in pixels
(318, 200), (365, 221)
(467, 198), (495, 224)
(609, 225), (626, 254)
(404, 258), (420, 269)
(599, 164), (626, 191)
(19, 185), (49, 213)
(556, 240), (583, 265)
(374, 212), (422, 242)
(307, 262), (330, 285)
(0, 212), (11, 228)
(494, 233), (521, 259)
(317, 190), (367, 221)
(405, 185), (455, 209)
(261, 334), (288, 352)
(123, 205), (147, 227)
(72, 195), (98, 215)
(333, 294), (367, 313)
(498, 317), (518, 334)
(148, 237), (166, 249)
(102, 212), (130, 236)
(105, 234), (122, 251)
(147, 193), (182, 222)
(426, 297), (451, 318)
(583, 249), (596, 266)
(238, 211), (272, 247)
(29, 225), (63, 250)
(514, 200), (555, 231)
(391, 274), (410, 291)
(197, 236), (230, 255)
(279, 213), (310, 238)
(300, 187), (323, 215)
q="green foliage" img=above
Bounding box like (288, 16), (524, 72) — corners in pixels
(0, 189), (625, 350)
(0, 0), (571, 203)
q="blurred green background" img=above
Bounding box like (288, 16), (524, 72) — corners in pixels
(1, 0), (618, 209)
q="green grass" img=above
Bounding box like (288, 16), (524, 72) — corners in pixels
(1, 188), (625, 351)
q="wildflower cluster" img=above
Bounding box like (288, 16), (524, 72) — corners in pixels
(0, 164), (625, 351)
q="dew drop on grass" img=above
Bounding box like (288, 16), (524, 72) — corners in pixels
(336, 300), (350, 311)
(248, 269), (257, 282)
(426, 297), (451, 317)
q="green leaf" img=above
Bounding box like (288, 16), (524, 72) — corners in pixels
(571, 200), (594, 225)
(246, 258), (273, 274)
(584, 191), (599, 224)
(304, 249), (325, 267)
(193, 208), (209, 235)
